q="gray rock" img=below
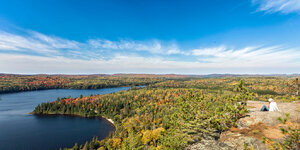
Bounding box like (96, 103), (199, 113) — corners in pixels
(220, 132), (267, 150)
(185, 139), (233, 150)
(185, 101), (300, 150)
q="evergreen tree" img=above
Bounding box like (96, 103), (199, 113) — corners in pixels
(73, 143), (79, 150)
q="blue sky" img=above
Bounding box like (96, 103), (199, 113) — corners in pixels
(0, 0), (300, 74)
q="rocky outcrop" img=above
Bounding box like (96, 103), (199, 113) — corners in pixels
(244, 101), (300, 126)
(220, 132), (267, 150)
(185, 101), (300, 150)
(185, 139), (233, 150)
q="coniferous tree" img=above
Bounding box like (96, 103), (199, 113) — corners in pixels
(73, 143), (79, 150)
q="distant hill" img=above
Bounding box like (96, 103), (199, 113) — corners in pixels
(1, 73), (299, 78)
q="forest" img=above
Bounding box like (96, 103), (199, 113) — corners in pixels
(2, 74), (299, 149)
(32, 76), (300, 150)
(2, 74), (299, 98)
(149, 77), (300, 102)
(33, 81), (251, 149)
(0, 74), (166, 93)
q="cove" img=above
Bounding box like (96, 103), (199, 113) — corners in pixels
(0, 87), (130, 150)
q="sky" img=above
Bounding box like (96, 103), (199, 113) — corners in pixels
(0, 0), (300, 74)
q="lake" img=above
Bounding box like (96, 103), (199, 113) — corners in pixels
(0, 87), (131, 150)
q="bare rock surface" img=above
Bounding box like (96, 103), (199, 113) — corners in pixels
(185, 100), (300, 150)
(219, 131), (266, 150)
(185, 139), (233, 150)
(242, 101), (300, 126)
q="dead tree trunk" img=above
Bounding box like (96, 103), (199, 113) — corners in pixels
(296, 78), (299, 96)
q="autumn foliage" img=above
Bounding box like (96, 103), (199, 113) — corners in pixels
(33, 81), (252, 149)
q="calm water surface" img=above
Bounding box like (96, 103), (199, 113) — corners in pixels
(0, 87), (130, 150)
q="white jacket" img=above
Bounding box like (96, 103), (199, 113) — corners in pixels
(269, 101), (280, 111)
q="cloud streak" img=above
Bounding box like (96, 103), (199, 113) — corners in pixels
(0, 30), (185, 58)
(87, 39), (186, 55)
(1, 49), (299, 74)
(0, 31), (61, 55)
(1, 29), (300, 74)
(191, 45), (300, 67)
(253, 0), (300, 14)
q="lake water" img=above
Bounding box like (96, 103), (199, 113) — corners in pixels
(0, 87), (131, 150)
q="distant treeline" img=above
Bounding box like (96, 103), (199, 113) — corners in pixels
(149, 77), (300, 96)
(0, 75), (165, 94)
(1, 74), (299, 101)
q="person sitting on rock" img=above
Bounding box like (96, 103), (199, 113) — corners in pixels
(260, 98), (280, 112)
(268, 98), (280, 111)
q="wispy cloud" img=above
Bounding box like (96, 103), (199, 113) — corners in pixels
(30, 31), (81, 49)
(87, 39), (186, 55)
(1, 47), (300, 74)
(0, 53), (203, 74)
(192, 45), (300, 67)
(0, 31), (62, 55)
(253, 0), (300, 14)
(1, 29), (300, 74)
(0, 30), (185, 57)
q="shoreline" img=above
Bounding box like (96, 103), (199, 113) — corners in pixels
(101, 117), (115, 128)
(31, 112), (116, 127)
(0, 85), (146, 95)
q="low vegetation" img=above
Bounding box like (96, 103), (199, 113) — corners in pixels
(263, 113), (300, 150)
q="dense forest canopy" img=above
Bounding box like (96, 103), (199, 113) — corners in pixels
(33, 84), (251, 149)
